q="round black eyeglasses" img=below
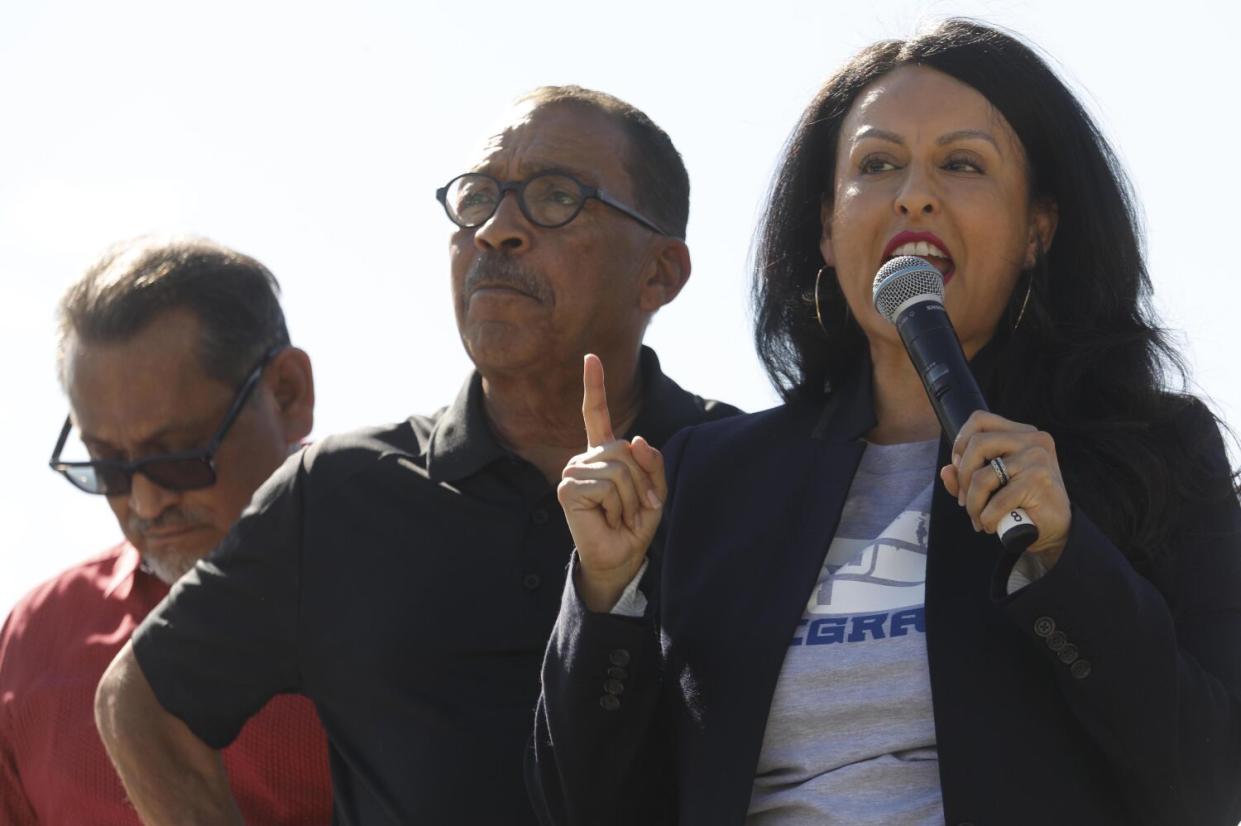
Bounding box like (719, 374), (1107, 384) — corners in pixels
(48, 347), (283, 496)
(435, 171), (672, 237)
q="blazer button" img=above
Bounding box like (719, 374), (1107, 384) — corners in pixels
(1057, 644), (1079, 665)
(607, 666), (628, 680)
(522, 573), (542, 591)
(531, 508), (551, 525)
(1047, 631), (1066, 652)
(1071, 659), (1092, 680)
(609, 649), (631, 667)
(1034, 617), (1055, 637)
(599, 694), (621, 711)
(604, 679), (625, 696)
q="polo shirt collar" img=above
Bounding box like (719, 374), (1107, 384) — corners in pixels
(103, 541), (144, 600)
(425, 345), (697, 484)
(624, 346), (714, 447)
(424, 370), (509, 483)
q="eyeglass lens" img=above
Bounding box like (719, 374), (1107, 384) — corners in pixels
(442, 173), (586, 228)
(51, 346), (279, 496)
(63, 454), (217, 496)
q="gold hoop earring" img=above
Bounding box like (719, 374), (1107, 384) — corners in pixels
(1012, 275), (1033, 332)
(814, 266), (829, 335)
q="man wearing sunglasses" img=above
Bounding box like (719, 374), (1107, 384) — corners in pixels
(0, 237), (332, 824)
(97, 86), (739, 824)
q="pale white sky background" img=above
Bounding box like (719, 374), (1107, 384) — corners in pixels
(2, 0), (1238, 614)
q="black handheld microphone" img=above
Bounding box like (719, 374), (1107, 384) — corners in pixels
(872, 255), (1038, 552)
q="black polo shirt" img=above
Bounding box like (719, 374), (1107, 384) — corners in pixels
(132, 347), (739, 825)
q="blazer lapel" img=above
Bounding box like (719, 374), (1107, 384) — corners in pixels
(672, 372), (877, 825)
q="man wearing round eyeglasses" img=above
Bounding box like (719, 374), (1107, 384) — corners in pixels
(97, 87), (739, 824)
(0, 237), (332, 824)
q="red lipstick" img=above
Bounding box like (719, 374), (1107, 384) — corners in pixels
(882, 231), (955, 282)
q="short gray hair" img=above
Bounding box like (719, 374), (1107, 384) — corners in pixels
(57, 235), (290, 387)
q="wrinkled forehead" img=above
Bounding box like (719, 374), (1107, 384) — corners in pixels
(466, 100), (635, 197)
(471, 98), (543, 160)
(63, 310), (197, 385)
(62, 310), (220, 432)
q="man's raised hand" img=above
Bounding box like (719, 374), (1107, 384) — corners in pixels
(557, 354), (666, 612)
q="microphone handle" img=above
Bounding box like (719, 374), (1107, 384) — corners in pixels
(894, 300), (1039, 552)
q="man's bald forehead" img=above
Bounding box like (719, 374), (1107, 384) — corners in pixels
(470, 99), (631, 173)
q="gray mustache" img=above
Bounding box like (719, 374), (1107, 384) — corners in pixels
(128, 507), (209, 536)
(465, 254), (550, 303)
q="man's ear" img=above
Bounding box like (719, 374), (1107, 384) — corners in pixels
(1025, 197), (1059, 268)
(638, 238), (692, 313)
(819, 198), (836, 267)
(266, 347), (314, 446)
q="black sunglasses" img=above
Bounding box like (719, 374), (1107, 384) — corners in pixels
(435, 171), (672, 237)
(49, 347), (283, 496)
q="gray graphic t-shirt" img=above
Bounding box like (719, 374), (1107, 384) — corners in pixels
(747, 439), (943, 825)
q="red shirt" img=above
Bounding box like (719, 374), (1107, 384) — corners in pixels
(0, 543), (333, 824)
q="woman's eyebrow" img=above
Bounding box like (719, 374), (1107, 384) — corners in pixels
(850, 126), (1001, 152)
(936, 129), (1000, 150)
(852, 126), (904, 146)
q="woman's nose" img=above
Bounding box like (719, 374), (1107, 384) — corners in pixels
(894, 166), (940, 217)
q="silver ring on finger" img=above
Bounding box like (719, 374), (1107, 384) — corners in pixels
(990, 456), (1010, 488)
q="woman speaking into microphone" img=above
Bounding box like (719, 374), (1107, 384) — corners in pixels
(530, 19), (1241, 826)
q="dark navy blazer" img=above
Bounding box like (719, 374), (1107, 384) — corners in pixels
(530, 367), (1241, 826)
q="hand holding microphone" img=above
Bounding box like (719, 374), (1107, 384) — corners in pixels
(873, 256), (1071, 564)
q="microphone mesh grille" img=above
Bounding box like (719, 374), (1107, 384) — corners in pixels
(872, 256), (945, 322)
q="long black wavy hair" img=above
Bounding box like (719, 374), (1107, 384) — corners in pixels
(752, 18), (1232, 569)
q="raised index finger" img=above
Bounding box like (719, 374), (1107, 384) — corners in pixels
(582, 354), (615, 447)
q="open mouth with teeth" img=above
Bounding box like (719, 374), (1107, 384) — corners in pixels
(885, 239), (956, 282)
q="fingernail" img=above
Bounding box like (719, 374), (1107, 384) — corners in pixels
(952, 452), (961, 467)
(646, 490), (662, 508)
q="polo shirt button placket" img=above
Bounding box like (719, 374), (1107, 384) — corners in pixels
(523, 506), (550, 594)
